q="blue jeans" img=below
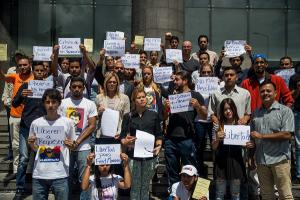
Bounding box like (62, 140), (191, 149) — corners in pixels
(216, 179), (241, 200)
(164, 137), (198, 186)
(69, 150), (90, 200)
(16, 125), (30, 191)
(295, 111), (300, 178)
(32, 177), (69, 200)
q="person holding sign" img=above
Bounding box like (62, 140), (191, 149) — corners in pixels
(250, 80), (294, 200)
(149, 51), (160, 68)
(179, 41), (200, 74)
(211, 98), (254, 200)
(191, 52), (210, 84)
(170, 165), (208, 200)
(81, 152), (131, 200)
(165, 71), (207, 187)
(120, 87), (163, 200)
(27, 89), (76, 200)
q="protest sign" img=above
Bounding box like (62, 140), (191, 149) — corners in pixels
(121, 54), (140, 69)
(134, 130), (155, 158)
(275, 68), (294, 86)
(144, 38), (161, 51)
(33, 46), (52, 61)
(104, 40), (125, 57)
(153, 66), (173, 83)
(192, 178), (210, 199)
(169, 92), (193, 113)
(35, 126), (65, 147)
(195, 77), (219, 95)
(84, 38), (93, 52)
(224, 125), (250, 146)
(28, 80), (53, 98)
(101, 109), (119, 137)
(0, 44), (8, 61)
(166, 49), (183, 63)
(106, 31), (124, 40)
(58, 38), (81, 56)
(224, 40), (246, 57)
(134, 35), (144, 49)
(95, 144), (121, 165)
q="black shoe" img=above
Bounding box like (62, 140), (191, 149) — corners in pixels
(3, 173), (16, 182)
(13, 190), (24, 200)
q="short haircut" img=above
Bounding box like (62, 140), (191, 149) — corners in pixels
(175, 70), (191, 81)
(280, 56), (293, 63)
(197, 35), (209, 44)
(32, 61), (44, 70)
(139, 50), (148, 57)
(229, 55), (244, 63)
(42, 88), (62, 104)
(17, 55), (30, 63)
(223, 66), (237, 74)
(259, 80), (277, 90)
(69, 57), (82, 65)
(70, 76), (85, 86)
(170, 36), (179, 43)
(199, 51), (210, 60)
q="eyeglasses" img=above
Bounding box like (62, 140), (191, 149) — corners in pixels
(108, 81), (117, 84)
(201, 71), (212, 74)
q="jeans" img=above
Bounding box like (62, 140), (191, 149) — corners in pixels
(32, 177), (69, 200)
(16, 125), (30, 191)
(164, 137), (198, 187)
(294, 111), (300, 178)
(216, 179), (241, 200)
(194, 121), (212, 176)
(129, 158), (156, 200)
(69, 150), (90, 200)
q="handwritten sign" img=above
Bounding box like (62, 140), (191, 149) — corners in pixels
(84, 38), (93, 52)
(33, 46), (52, 61)
(192, 178), (210, 199)
(224, 125), (250, 146)
(169, 92), (193, 113)
(101, 109), (119, 137)
(104, 40), (125, 57)
(134, 130), (155, 158)
(166, 49), (183, 63)
(224, 40), (246, 57)
(121, 54), (140, 69)
(153, 67), (173, 83)
(28, 80), (53, 98)
(275, 68), (294, 86)
(144, 38), (161, 51)
(134, 35), (144, 49)
(35, 126), (65, 147)
(95, 144), (121, 165)
(106, 31), (124, 40)
(0, 44), (8, 61)
(196, 77), (219, 95)
(58, 38), (81, 56)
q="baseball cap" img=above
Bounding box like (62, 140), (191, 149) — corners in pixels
(252, 53), (267, 62)
(179, 165), (198, 176)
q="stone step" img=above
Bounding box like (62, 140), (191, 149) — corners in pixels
(0, 125), (8, 133)
(0, 158), (13, 173)
(0, 144), (10, 156)
(0, 132), (9, 144)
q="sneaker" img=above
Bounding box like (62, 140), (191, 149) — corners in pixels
(13, 190), (24, 200)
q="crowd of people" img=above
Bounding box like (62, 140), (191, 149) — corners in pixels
(0, 32), (299, 200)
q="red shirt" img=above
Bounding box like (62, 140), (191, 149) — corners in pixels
(241, 74), (294, 112)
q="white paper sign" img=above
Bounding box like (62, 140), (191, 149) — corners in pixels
(144, 38), (161, 51)
(101, 109), (120, 137)
(134, 130), (155, 158)
(28, 80), (53, 98)
(106, 31), (124, 40)
(196, 77), (219, 95)
(224, 40), (246, 57)
(166, 49), (183, 63)
(95, 144), (121, 165)
(169, 92), (193, 113)
(121, 54), (140, 69)
(275, 68), (294, 86)
(58, 38), (81, 56)
(153, 67), (173, 83)
(104, 40), (125, 57)
(33, 46), (53, 61)
(35, 126), (65, 147)
(223, 125), (250, 146)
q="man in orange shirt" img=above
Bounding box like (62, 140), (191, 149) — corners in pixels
(0, 55), (33, 179)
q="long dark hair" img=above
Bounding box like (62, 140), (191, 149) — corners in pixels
(218, 98), (239, 127)
(94, 165), (115, 199)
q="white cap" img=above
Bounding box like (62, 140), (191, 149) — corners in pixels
(179, 165), (198, 176)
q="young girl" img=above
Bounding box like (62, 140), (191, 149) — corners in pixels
(212, 98), (253, 200)
(81, 152), (131, 200)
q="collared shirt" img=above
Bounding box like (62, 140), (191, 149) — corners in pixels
(191, 49), (218, 66)
(208, 85), (251, 118)
(251, 101), (294, 165)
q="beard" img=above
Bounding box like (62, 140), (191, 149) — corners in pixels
(116, 71), (124, 81)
